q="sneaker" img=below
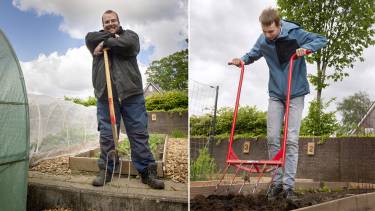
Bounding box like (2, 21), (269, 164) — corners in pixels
(92, 170), (112, 186)
(284, 188), (299, 203)
(141, 163), (165, 189)
(267, 183), (283, 200)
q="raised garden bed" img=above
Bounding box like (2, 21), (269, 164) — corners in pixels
(69, 134), (167, 177)
(190, 181), (375, 211)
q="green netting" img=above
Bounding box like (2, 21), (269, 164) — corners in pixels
(28, 94), (99, 165)
(0, 29), (29, 210)
(0, 161), (28, 211)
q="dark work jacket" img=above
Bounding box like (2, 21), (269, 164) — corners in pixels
(85, 27), (143, 100)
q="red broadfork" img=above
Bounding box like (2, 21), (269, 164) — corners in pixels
(217, 50), (312, 194)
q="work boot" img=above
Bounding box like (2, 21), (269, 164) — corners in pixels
(141, 163), (165, 189)
(267, 183), (283, 200)
(284, 188), (299, 203)
(92, 170), (112, 186)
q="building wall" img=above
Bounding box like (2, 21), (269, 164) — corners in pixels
(356, 108), (375, 134)
(121, 111), (188, 135)
(190, 137), (375, 183)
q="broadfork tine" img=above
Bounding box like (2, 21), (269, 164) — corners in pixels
(266, 165), (279, 197)
(252, 163), (267, 194)
(228, 163), (242, 193)
(238, 164), (253, 194)
(215, 163), (230, 191)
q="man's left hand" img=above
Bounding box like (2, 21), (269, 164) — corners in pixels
(296, 48), (307, 57)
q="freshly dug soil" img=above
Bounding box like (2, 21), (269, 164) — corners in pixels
(191, 189), (373, 211)
(43, 208), (72, 211)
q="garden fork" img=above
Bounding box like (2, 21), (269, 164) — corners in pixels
(102, 48), (123, 188)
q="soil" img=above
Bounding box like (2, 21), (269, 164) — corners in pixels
(191, 189), (374, 211)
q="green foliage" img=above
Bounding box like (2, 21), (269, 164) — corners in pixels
(190, 106), (267, 137)
(117, 134), (165, 159)
(300, 99), (339, 136)
(146, 49), (188, 91)
(64, 96), (97, 107)
(146, 90), (188, 111)
(148, 134), (165, 158)
(190, 114), (212, 136)
(277, 0), (375, 102)
(117, 139), (131, 157)
(336, 91), (373, 134)
(190, 147), (217, 181)
(170, 129), (187, 138)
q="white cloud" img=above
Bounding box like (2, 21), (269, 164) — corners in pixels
(12, 0), (187, 60)
(21, 45), (149, 98)
(190, 0), (375, 119)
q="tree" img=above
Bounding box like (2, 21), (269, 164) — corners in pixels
(145, 49), (188, 91)
(300, 99), (338, 136)
(336, 91), (373, 134)
(277, 0), (375, 104)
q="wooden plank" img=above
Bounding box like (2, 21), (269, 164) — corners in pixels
(69, 157), (164, 177)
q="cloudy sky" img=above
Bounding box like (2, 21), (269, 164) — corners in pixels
(190, 0), (375, 119)
(0, 0), (187, 98)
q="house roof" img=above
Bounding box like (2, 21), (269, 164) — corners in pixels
(350, 101), (375, 134)
(144, 82), (162, 92)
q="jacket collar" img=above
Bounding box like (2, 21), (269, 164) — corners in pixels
(99, 26), (124, 34)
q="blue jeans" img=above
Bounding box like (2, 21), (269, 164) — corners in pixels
(96, 94), (155, 174)
(267, 95), (304, 189)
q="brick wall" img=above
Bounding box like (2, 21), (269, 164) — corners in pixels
(190, 137), (375, 183)
(121, 111), (188, 135)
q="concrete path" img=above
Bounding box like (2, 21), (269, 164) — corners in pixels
(28, 171), (188, 211)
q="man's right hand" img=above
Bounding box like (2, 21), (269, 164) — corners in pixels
(94, 41), (104, 56)
(228, 58), (242, 67)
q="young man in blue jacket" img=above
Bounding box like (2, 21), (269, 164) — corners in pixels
(85, 10), (164, 189)
(230, 8), (327, 201)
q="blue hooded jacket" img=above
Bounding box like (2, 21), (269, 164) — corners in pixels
(241, 20), (327, 100)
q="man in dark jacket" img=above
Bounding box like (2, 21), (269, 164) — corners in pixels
(85, 10), (164, 189)
(230, 8), (327, 202)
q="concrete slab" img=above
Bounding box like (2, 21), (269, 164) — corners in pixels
(28, 171), (187, 211)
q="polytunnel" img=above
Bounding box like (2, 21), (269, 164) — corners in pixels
(0, 29), (29, 210)
(28, 94), (99, 165)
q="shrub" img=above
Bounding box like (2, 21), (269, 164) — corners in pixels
(190, 147), (217, 181)
(146, 91), (188, 111)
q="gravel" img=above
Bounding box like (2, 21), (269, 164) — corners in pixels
(165, 138), (188, 183)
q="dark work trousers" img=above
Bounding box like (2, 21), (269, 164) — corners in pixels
(96, 93), (155, 174)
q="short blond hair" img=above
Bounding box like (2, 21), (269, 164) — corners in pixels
(259, 7), (280, 27)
